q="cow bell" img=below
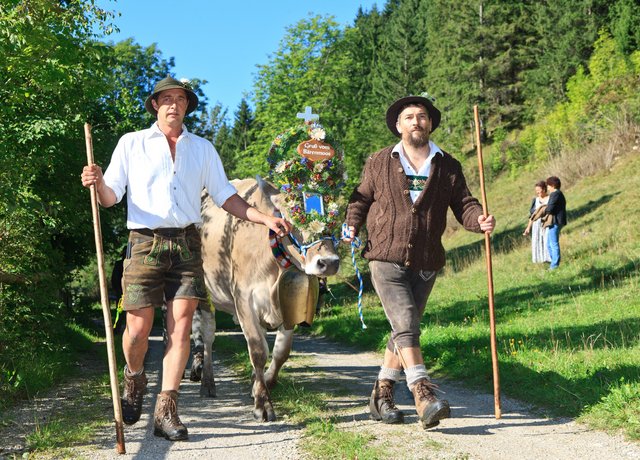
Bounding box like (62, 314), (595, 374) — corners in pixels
(277, 266), (319, 330)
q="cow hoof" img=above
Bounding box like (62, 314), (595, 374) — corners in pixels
(190, 352), (204, 382)
(190, 368), (203, 382)
(199, 385), (216, 398)
(253, 407), (277, 422)
(200, 377), (217, 398)
(265, 406), (276, 422)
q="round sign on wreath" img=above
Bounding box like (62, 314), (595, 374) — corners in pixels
(296, 139), (335, 162)
(267, 108), (346, 240)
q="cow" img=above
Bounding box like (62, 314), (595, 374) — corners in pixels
(197, 176), (340, 421)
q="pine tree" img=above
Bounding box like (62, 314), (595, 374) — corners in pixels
(478, 1), (536, 129)
(229, 98), (258, 178)
(372, 0), (429, 103)
(423, 0), (483, 149)
(609, 0), (640, 56)
(337, 5), (388, 183)
(231, 99), (255, 152)
(206, 103), (235, 176)
(523, 0), (602, 114)
(216, 123), (235, 178)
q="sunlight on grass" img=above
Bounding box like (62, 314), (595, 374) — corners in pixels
(270, 372), (329, 424)
(304, 417), (381, 460)
(27, 419), (96, 451)
(580, 379), (640, 439)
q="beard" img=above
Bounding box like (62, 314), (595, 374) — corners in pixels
(404, 129), (429, 148)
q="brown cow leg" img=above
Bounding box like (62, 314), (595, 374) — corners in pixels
(199, 305), (216, 397)
(265, 327), (294, 389)
(246, 333), (276, 422)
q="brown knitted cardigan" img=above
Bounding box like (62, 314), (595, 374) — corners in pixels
(346, 145), (484, 271)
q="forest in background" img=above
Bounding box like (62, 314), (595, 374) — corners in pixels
(1, 0), (639, 403)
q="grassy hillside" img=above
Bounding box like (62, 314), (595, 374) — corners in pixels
(313, 144), (640, 439)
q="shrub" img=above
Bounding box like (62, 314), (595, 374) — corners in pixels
(497, 33), (640, 177)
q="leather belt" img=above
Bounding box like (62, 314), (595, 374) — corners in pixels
(132, 224), (196, 237)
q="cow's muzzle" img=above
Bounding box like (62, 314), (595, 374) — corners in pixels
(305, 254), (340, 276)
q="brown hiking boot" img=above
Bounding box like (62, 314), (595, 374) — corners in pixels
(154, 390), (188, 441)
(121, 368), (148, 425)
(369, 379), (404, 424)
(411, 378), (450, 429)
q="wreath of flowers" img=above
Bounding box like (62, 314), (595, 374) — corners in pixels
(267, 123), (346, 238)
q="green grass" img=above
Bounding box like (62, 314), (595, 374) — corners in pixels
(0, 318), (125, 458)
(25, 376), (113, 454)
(581, 378), (640, 437)
(0, 322), (101, 411)
(1, 350), (116, 459)
(315, 150), (640, 439)
(273, 373), (388, 459)
(304, 418), (379, 460)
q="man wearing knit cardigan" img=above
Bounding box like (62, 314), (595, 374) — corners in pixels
(343, 95), (495, 430)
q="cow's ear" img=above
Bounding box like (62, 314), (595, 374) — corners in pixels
(256, 175), (284, 209)
(270, 191), (286, 214)
(256, 175), (278, 195)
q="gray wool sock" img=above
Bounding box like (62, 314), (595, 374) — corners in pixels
(377, 366), (402, 382)
(124, 364), (144, 377)
(405, 364), (429, 389)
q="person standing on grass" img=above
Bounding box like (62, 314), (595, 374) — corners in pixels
(80, 76), (291, 441)
(342, 94), (495, 430)
(543, 176), (567, 270)
(523, 180), (551, 264)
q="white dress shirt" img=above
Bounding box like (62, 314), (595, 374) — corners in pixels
(104, 123), (237, 229)
(393, 140), (443, 203)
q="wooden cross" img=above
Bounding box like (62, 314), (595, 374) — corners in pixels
(296, 106), (319, 123)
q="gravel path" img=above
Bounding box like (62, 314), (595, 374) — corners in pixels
(3, 330), (640, 459)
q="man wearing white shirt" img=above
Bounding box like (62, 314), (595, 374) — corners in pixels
(343, 94), (495, 431)
(81, 76), (291, 441)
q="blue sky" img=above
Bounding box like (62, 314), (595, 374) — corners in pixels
(97, 0), (380, 118)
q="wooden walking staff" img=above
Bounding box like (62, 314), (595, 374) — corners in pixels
(472, 106), (502, 419)
(84, 123), (126, 453)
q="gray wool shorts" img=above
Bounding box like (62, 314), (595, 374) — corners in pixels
(369, 260), (437, 352)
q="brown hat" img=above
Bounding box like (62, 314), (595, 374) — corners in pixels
(386, 94), (441, 136)
(144, 76), (199, 117)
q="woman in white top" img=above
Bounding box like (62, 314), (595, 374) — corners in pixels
(523, 180), (551, 263)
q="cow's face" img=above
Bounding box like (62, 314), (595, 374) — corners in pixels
(260, 176), (340, 277)
(300, 238), (340, 276)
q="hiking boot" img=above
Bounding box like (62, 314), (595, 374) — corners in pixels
(121, 368), (148, 425)
(411, 378), (450, 429)
(154, 390), (188, 441)
(189, 351), (204, 382)
(369, 379), (404, 424)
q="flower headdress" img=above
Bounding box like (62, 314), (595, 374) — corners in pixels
(267, 120), (345, 239)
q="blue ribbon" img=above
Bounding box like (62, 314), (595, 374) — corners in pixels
(342, 224), (366, 329)
(288, 232), (339, 258)
(350, 237), (367, 330)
